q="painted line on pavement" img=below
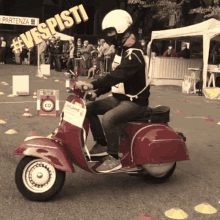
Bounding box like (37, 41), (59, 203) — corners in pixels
(0, 100), (66, 104)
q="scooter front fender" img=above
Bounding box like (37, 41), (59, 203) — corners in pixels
(132, 124), (189, 164)
(14, 137), (74, 173)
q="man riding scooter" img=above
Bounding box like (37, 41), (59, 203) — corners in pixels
(76, 9), (150, 173)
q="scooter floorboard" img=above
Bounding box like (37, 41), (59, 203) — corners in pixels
(93, 167), (143, 174)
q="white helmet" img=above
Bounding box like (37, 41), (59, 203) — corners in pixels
(102, 9), (133, 34)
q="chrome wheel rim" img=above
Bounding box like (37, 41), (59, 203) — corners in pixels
(22, 159), (56, 193)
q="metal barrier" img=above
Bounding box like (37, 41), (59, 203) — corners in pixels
(103, 56), (113, 76)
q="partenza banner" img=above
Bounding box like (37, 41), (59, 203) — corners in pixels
(0, 15), (39, 26)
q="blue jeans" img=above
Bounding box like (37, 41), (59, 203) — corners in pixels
(86, 96), (146, 155)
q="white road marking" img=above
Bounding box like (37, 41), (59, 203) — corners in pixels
(0, 100), (66, 104)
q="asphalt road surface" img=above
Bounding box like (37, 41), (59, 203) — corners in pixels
(0, 64), (220, 220)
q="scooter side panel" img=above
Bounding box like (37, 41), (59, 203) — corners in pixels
(132, 124), (189, 164)
(53, 120), (93, 173)
(14, 138), (75, 173)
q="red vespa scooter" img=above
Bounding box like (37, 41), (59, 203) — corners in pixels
(14, 72), (189, 202)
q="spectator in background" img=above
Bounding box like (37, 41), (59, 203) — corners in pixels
(20, 45), (28, 64)
(11, 37), (21, 65)
(180, 43), (190, 59)
(39, 40), (48, 64)
(80, 40), (94, 76)
(66, 38), (76, 72)
(0, 37), (7, 64)
(97, 39), (109, 76)
(163, 45), (178, 57)
(76, 38), (82, 74)
(76, 38), (82, 58)
(97, 39), (102, 53)
(104, 44), (115, 72)
(54, 36), (63, 72)
(61, 40), (70, 69)
(44, 40), (50, 64)
(88, 50), (100, 79)
(30, 44), (37, 65)
(48, 36), (56, 69)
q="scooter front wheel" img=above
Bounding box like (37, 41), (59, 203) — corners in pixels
(15, 156), (66, 201)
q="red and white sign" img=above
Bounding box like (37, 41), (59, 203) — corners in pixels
(37, 89), (59, 117)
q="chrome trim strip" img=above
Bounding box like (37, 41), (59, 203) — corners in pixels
(26, 144), (57, 149)
(153, 139), (184, 143)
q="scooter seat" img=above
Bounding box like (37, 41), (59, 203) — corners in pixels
(130, 106), (170, 123)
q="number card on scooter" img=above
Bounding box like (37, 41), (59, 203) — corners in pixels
(62, 101), (86, 128)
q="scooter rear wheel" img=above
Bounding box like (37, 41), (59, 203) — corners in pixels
(143, 162), (176, 183)
(15, 156), (66, 201)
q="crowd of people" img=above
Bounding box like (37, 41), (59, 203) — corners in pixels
(1, 34), (220, 73)
(0, 35), (116, 78)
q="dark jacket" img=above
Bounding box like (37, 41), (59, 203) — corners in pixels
(91, 34), (150, 106)
(54, 40), (63, 54)
(48, 42), (55, 53)
(180, 48), (190, 58)
(0, 39), (7, 51)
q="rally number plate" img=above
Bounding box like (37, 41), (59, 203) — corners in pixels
(62, 101), (86, 128)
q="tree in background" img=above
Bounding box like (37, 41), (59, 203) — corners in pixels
(189, 0), (220, 19)
(122, 0), (191, 37)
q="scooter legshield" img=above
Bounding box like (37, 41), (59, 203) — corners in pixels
(132, 124), (189, 164)
(14, 138), (74, 173)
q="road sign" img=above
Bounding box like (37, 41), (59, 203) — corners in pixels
(37, 89), (59, 117)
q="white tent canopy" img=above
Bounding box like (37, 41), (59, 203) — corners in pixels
(50, 32), (74, 41)
(149, 18), (220, 88)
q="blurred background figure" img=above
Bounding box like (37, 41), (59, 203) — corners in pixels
(163, 45), (178, 57)
(0, 36), (7, 64)
(53, 36), (63, 72)
(61, 40), (70, 70)
(39, 39), (48, 64)
(97, 39), (109, 76)
(48, 36), (56, 70)
(11, 37), (21, 65)
(76, 38), (82, 74)
(88, 50), (100, 79)
(30, 44), (37, 65)
(80, 40), (94, 76)
(104, 44), (115, 73)
(20, 44), (28, 64)
(180, 42), (190, 59)
(66, 38), (76, 72)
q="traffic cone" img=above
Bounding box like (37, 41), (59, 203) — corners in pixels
(23, 106), (32, 119)
(33, 91), (37, 100)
